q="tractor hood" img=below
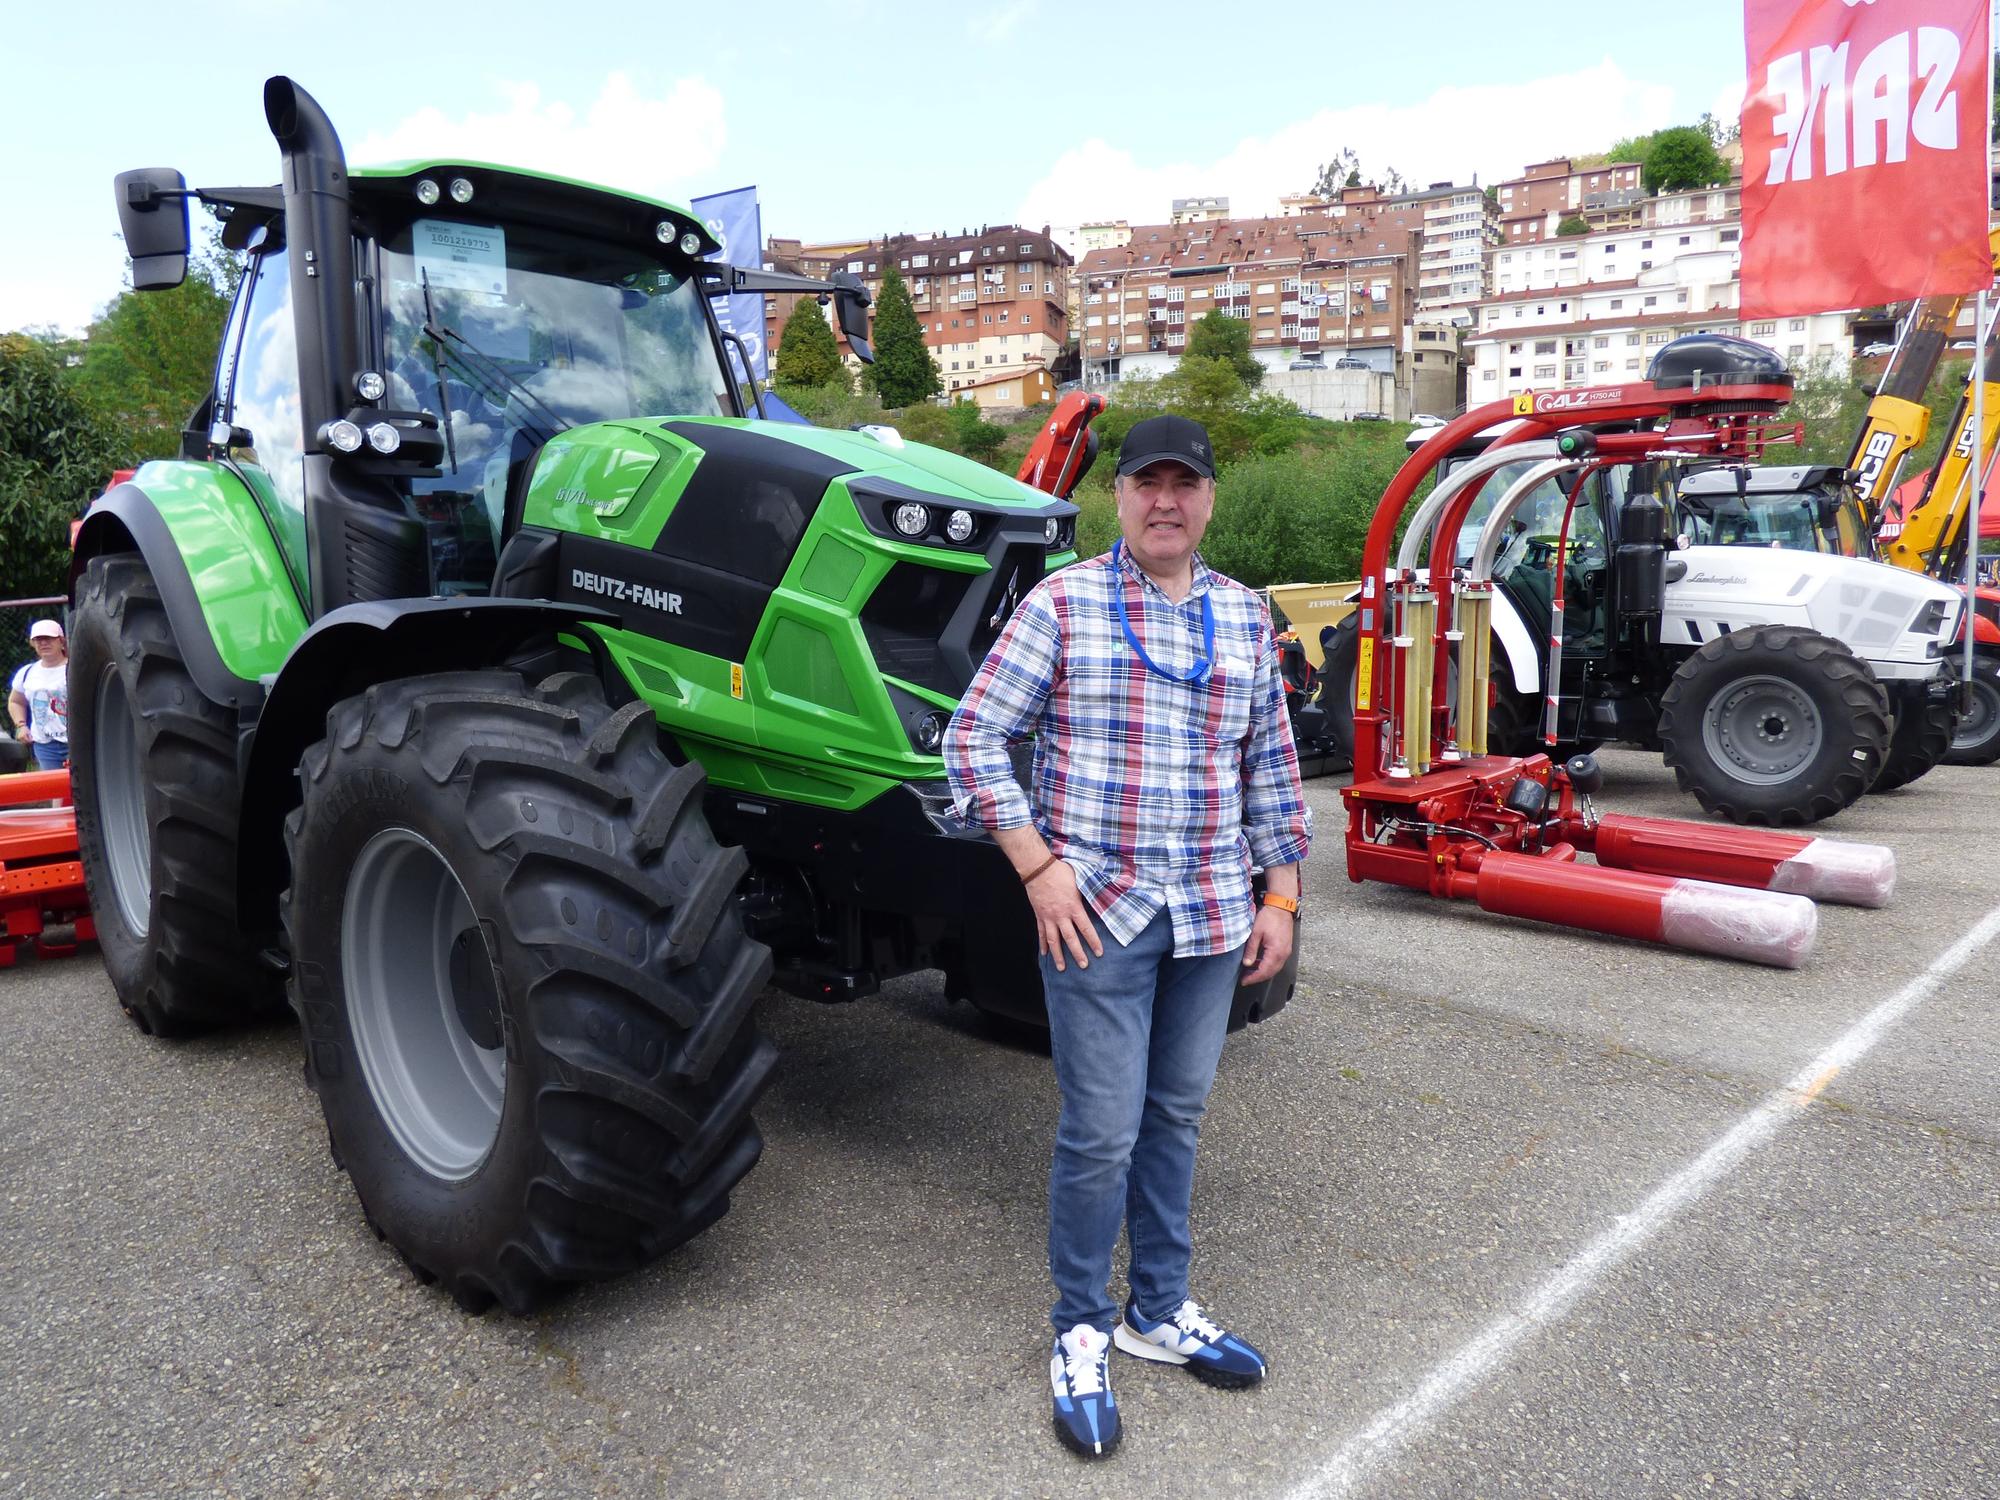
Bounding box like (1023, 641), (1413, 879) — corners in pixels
(1666, 546), (1963, 677)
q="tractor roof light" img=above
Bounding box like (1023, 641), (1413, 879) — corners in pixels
(365, 422), (402, 455)
(656, 221), (675, 243)
(678, 230), (702, 256)
(354, 370), (386, 402)
(321, 419), (364, 454)
(449, 177), (474, 204)
(892, 502), (931, 538)
(415, 178), (440, 206)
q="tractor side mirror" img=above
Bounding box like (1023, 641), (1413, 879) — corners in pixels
(114, 168), (192, 291)
(829, 271), (874, 363)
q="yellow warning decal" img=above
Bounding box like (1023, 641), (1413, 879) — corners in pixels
(1356, 635), (1375, 709)
(1513, 393), (1536, 415)
(729, 663), (745, 700)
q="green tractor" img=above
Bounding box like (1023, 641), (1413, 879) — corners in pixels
(76, 79), (1297, 1314)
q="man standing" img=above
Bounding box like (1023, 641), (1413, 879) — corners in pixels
(944, 415), (1311, 1459)
(9, 620), (69, 771)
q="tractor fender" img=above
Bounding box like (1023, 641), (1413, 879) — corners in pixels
(1486, 588), (1542, 695)
(69, 465), (308, 712)
(235, 596), (618, 934)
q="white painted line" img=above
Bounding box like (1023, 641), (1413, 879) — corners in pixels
(1281, 901), (2000, 1500)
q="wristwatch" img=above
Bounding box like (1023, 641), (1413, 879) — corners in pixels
(1259, 892), (1299, 915)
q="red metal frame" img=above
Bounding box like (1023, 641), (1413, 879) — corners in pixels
(0, 770), (94, 967)
(1016, 389), (1108, 501)
(1340, 368), (1885, 966)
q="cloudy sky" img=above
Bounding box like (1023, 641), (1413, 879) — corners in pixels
(2, 0), (1750, 334)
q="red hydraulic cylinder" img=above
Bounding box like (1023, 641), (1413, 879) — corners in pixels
(1459, 849), (1817, 968)
(1581, 813), (1895, 909)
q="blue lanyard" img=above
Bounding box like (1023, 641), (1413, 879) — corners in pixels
(1112, 540), (1214, 685)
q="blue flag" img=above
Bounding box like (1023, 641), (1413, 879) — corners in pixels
(691, 185), (766, 383)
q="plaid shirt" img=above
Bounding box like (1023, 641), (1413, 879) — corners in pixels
(944, 545), (1312, 956)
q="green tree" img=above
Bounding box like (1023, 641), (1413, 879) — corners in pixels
(772, 298), (849, 391)
(72, 231), (238, 462)
(1184, 312), (1264, 387)
(0, 334), (131, 598)
(863, 265), (940, 407)
(1311, 148), (1361, 198)
(1556, 215), (1590, 237)
(1641, 126), (1729, 193)
(946, 398), (1008, 463)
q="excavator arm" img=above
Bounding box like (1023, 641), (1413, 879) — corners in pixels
(1882, 331), (2000, 577)
(1845, 228), (2000, 509)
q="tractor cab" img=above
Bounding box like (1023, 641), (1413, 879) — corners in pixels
(1675, 464), (1875, 559)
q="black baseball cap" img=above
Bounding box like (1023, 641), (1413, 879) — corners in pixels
(1116, 414), (1215, 480)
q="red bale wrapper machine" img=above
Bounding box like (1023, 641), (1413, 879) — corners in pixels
(0, 769), (93, 967)
(1343, 342), (1896, 967)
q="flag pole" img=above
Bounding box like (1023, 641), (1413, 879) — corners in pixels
(1970, 289), (1987, 696)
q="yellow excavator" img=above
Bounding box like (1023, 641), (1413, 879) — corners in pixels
(1827, 234), (2000, 763)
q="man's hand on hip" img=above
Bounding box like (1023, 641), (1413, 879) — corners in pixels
(1026, 860), (1104, 972)
(1240, 904), (1294, 984)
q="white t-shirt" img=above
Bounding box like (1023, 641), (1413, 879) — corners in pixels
(10, 661), (67, 745)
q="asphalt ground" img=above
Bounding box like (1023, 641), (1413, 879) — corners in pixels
(1, 748), (1996, 1499)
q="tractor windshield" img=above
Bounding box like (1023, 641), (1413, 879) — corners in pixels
(1676, 484), (1870, 557)
(376, 217), (733, 592)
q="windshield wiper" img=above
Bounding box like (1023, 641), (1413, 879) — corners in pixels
(419, 271), (570, 451)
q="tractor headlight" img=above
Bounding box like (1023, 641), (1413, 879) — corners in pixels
(321, 419), (364, 454)
(354, 370), (386, 402)
(365, 422), (402, 455)
(893, 502), (931, 538)
(945, 509), (975, 543)
(1044, 517), (1061, 545)
(914, 711), (948, 753)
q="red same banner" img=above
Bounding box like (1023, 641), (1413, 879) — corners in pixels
(1741, 0), (1992, 318)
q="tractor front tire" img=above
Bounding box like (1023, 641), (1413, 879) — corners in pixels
(283, 671), (775, 1314)
(1943, 648), (2000, 766)
(69, 553), (269, 1034)
(1657, 625), (1890, 826)
(1871, 676), (1956, 793)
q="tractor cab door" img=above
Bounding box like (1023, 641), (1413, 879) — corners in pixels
(214, 239), (313, 605)
(1486, 462), (1614, 655)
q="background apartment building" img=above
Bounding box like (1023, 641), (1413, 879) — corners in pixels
(762, 226), (1072, 398)
(1073, 199), (1461, 415)
(1494, 158), (1646, 245)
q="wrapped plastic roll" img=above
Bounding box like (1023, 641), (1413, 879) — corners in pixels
(1765, 838), (1896, 909)
(1658, 880), (1817, 969)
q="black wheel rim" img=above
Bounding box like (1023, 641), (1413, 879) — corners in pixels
(94, 665), (151, 938)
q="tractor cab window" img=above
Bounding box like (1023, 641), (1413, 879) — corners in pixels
(1487, 462), (1614, 650)
(376, 218), (732, 594)
(222, 247), (311, 595)
(1678, 485), (1856, 556)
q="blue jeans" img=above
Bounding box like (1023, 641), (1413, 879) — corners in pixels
(30, 740), (66, 771)
(1040, 905), (1245, 1333)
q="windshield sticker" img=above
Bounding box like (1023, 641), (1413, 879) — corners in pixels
(414, 219), (507, 296)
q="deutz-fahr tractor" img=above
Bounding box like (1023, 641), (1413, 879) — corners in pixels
(75, 79), (1296, 1314)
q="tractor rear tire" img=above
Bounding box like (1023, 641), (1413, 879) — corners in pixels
(283, 670), (775, 1314)
(1871, 676), (1955, 792)
(1943, 648), (2000, 766)
(1657, 625), (1890, 826)
(1319, 615), (1537, 767)
(69, 553), (270, 1035)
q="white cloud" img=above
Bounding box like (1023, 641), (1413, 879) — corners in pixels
(349, 72), (727, 202)
(969, 0), (1035, 44)
(1019, 59), (1679, 230)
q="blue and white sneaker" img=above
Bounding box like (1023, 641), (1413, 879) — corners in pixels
(1113, 1297), (1267, 1389)
(1050, 1323), (1120, 1457)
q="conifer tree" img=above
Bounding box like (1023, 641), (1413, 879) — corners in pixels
(773, 299), (849, 391)
(863, 265), (941, 407)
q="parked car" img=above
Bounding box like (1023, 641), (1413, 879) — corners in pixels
(1289, 355), (1326, 371)
(1333, 357), (1369, 370)
(1352, 411), (1390, 422)
(1409, 413), (1447, 429)
(1857, 342), (1895, 356)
